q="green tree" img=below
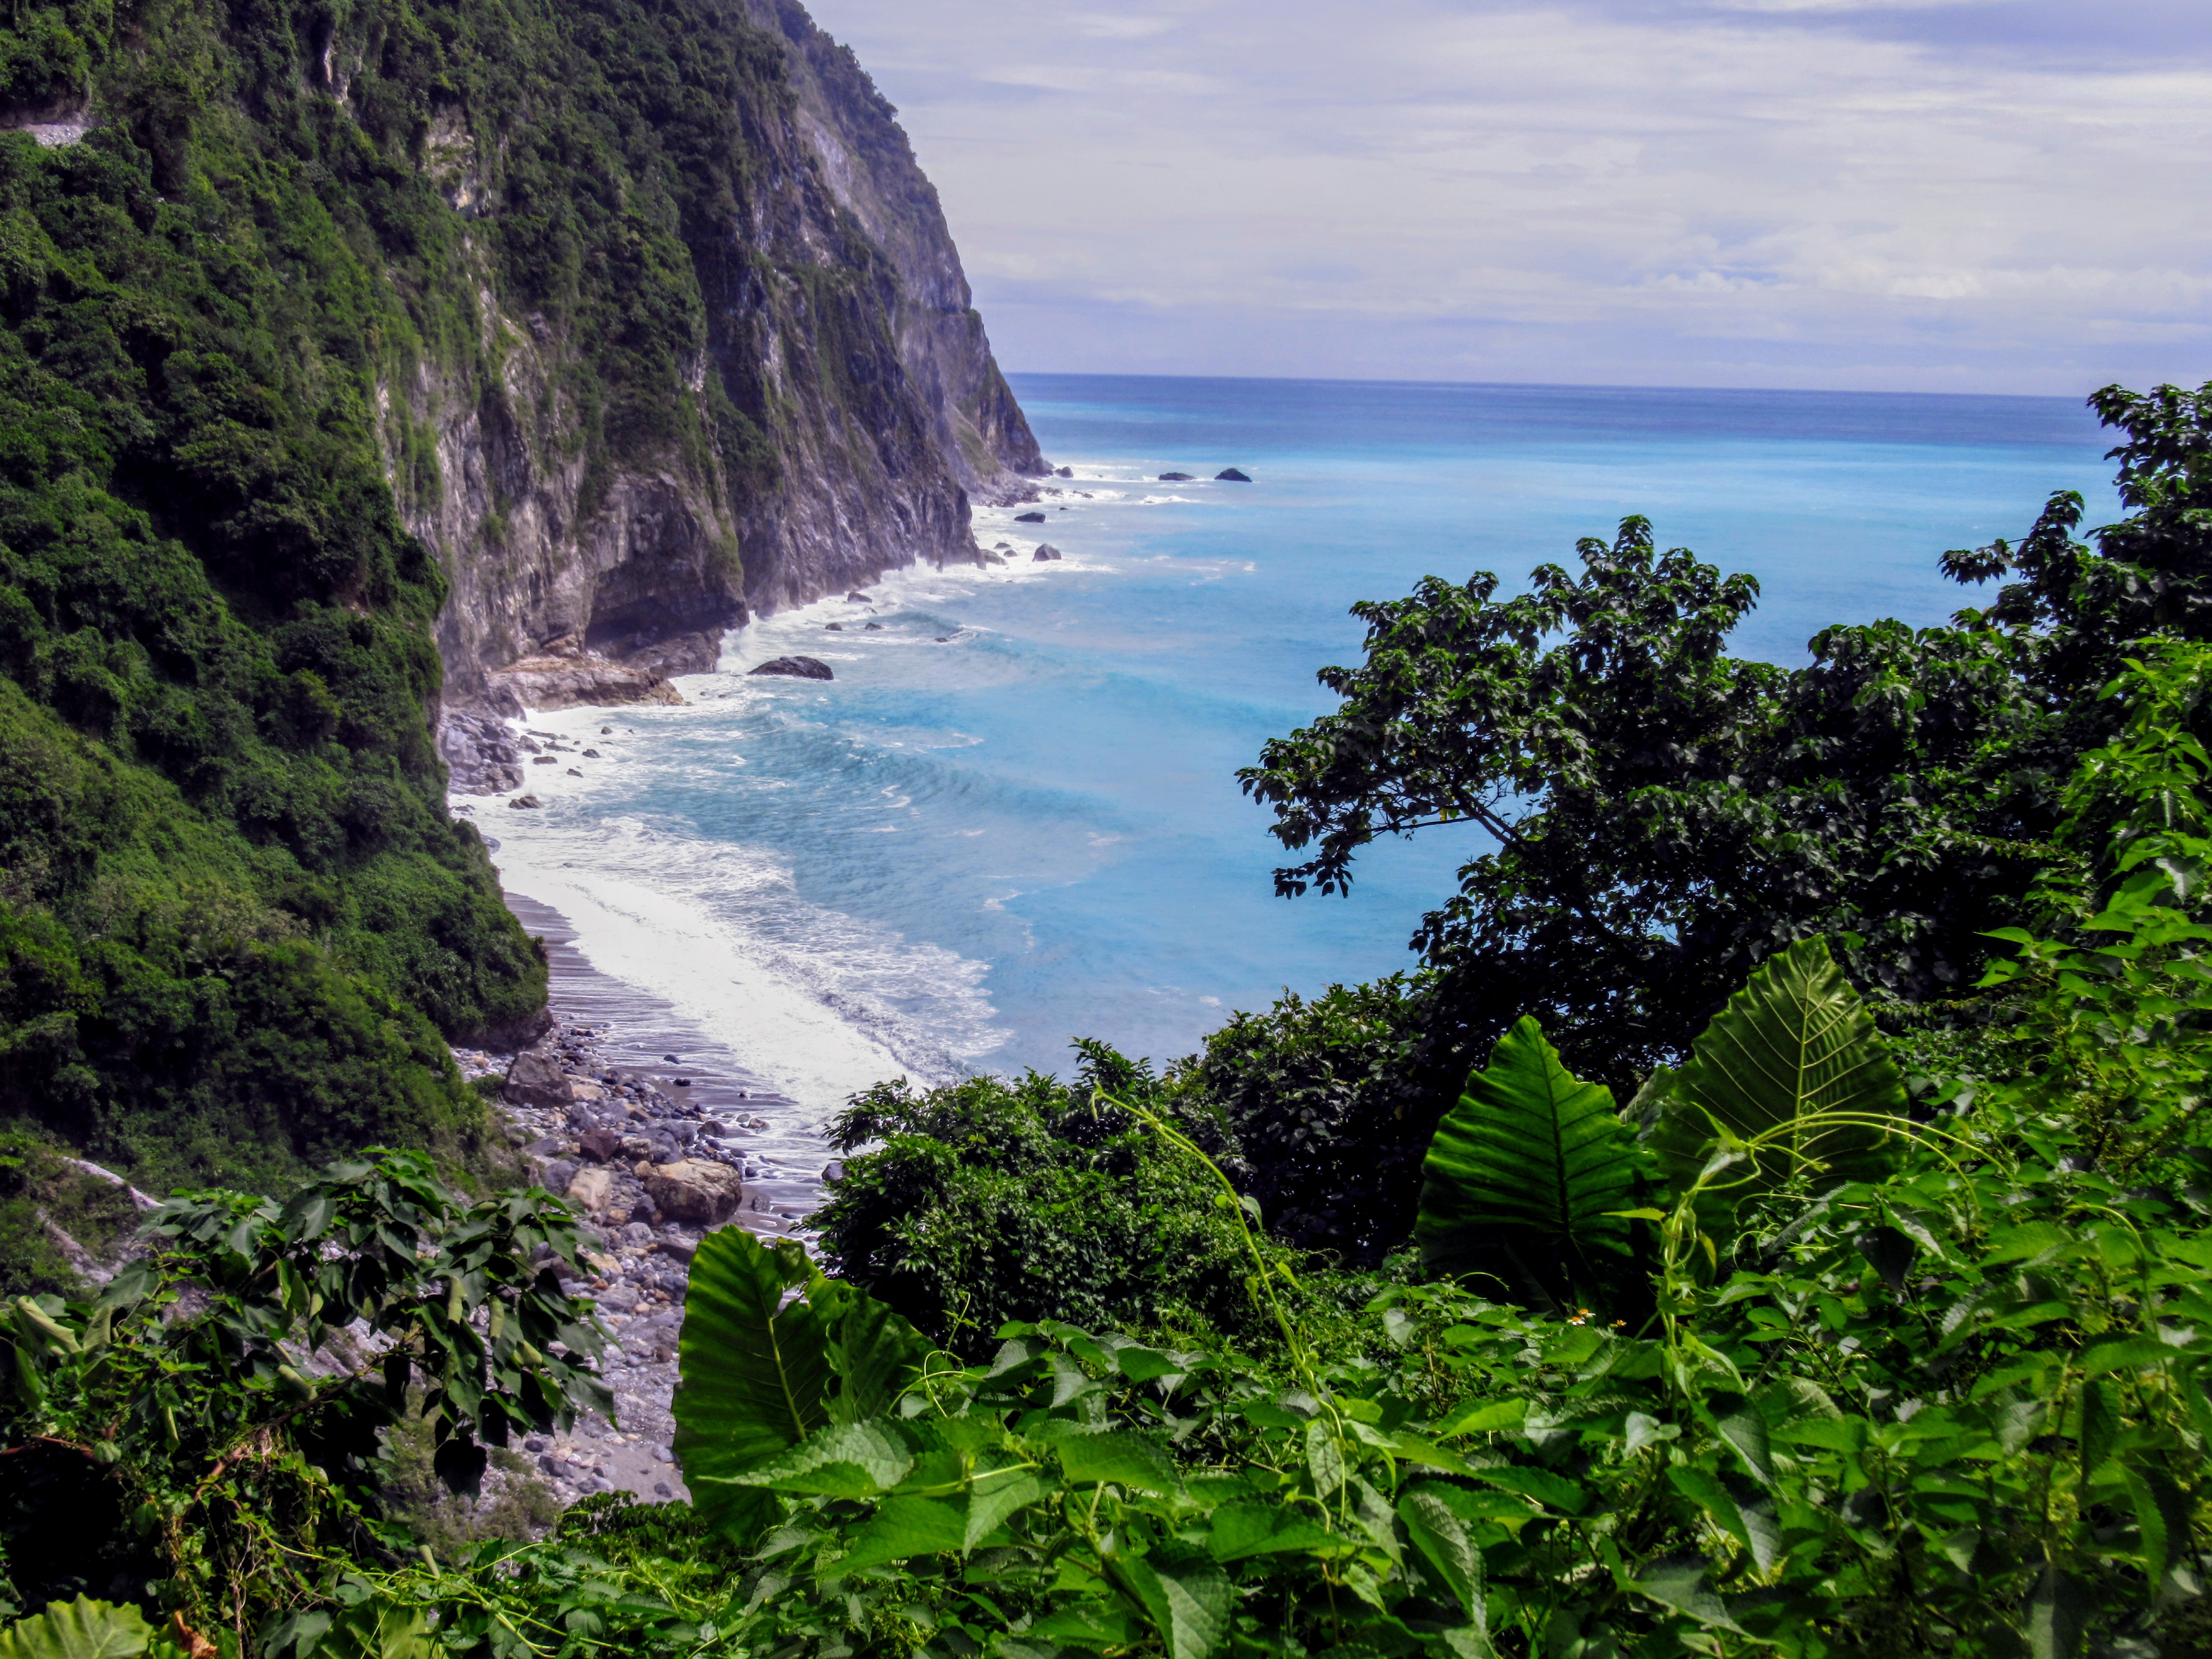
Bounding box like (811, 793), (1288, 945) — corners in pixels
(1227, 386), (2212, 1261)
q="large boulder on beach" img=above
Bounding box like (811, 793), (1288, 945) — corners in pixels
(645, 1158), (744, 1225)
(748, 656), (834, 680)
(505, 1046), (573, 1110)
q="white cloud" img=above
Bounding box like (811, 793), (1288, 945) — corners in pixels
(808, 0), (2212, 393)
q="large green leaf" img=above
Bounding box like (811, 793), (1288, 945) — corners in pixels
(1114, 1546), (1233, 1659)
(812, 1278), (937, 1426)
(1648, 938), (1905, 1201)
(1414, 1016), (1644, 1300)
(672, 1229), (933, 1538)
(0, 1601), (165, 1659)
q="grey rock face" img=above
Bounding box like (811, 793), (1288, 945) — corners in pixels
(1032, 544), (1062, 562)
(441, 710), (525, 794)
(408, 0), (1048, 790)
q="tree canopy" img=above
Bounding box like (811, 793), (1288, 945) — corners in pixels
(1241, 384), (2212, 1102)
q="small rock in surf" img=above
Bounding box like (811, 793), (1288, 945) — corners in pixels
(1216, 467), (1252, 482)
(824, 622), (843, 630)
(1158, 472), (1194, 481)
(509, 795), (541, 809)
(748, 656), (834, 680)
(1033, 544), (1062, 562)
(1055, 466), (1073, 477)
(1015, 510), (1046, 523)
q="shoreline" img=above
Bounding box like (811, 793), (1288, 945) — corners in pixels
(443, 885), (839, 1510)
(497, 887), (834, 1231)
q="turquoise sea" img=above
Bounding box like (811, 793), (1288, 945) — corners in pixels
(476, 375), (2119, 1161)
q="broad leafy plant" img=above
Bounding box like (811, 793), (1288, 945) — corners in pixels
(1639, 937), (1907, 1217)
(1413, 1016), (1644, 1310)
(0, 1152), (606, 1634)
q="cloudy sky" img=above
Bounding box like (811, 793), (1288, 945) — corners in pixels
(806, 0), (2212, 395)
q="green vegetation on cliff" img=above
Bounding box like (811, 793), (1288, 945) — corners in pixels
(0, 0), (903, 1193)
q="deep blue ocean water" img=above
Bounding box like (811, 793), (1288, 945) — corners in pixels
(477, 375), (2119, 1135)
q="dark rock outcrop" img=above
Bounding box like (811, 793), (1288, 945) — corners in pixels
(750, 656), (835, 680)
(1033, 544), (1062, 562)
(1015, 511), (1046, 524)
(1216, 467), (1252, 482)
(1158, 472), (1194, 482)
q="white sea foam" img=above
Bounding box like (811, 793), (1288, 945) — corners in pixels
(472, 701), (1009, 1116)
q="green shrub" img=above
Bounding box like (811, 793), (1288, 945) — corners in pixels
(815, 1042), (1278, 1356)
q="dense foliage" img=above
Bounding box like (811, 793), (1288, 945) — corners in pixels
(0, 1150), (606, 1623)
(815, 1042), (1282, 1355)
(13, 491), (2212, 1659)
(0, 0), (565, 1192)
(1218, 384), (2212, 1263)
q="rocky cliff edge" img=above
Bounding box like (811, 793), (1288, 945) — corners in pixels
(386, 0), (1048, 792)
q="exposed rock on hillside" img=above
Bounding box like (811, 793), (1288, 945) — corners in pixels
(393, 0), (1048, 789)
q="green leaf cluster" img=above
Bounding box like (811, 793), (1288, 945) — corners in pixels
(814, 1043), (1284, 1355)
(0, 1150), (608, 1625)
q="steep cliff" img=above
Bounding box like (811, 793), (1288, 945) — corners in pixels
(0, 0), (1041, 1195)
(369, 0), (1048, 789)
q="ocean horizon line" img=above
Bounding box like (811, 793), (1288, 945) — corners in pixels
(1004, 367), (2103, 411)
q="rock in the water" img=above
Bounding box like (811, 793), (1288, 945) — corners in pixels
(824, 622), (843, 631)
(1033, 544), (1062, 562)
(864, 621), (883, 629)
(509, 795), (542, 809)
(822, 1160), (847, 1184)
(1055, 466), (1073, 477)
(505, 1045), (574, 1110)
(644, 1159), (744, 1225)
(1158, 472), (1194, 481)
(1215, 467), (1252, 482)
(1014, 510), (1046, 523)
(566, 1165), (616, 1219)
(846, 591), (870, 601)
(748, 656), (834, 680)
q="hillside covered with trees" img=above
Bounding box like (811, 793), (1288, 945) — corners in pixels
(10, 383), (2212, 1655)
